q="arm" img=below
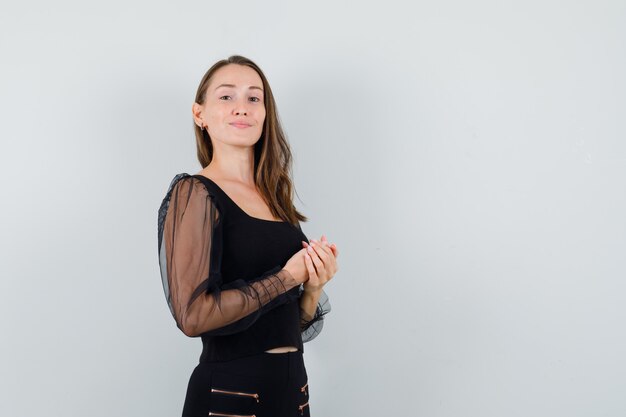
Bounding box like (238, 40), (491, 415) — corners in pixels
(296, 222), (332, 342)
(299, 288), (331, 342)
(300, 290), (321, 324)
(158, 174), (301, 337)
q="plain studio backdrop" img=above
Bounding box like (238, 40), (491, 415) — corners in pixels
(1, 1), (625, 416)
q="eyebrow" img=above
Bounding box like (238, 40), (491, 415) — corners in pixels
(214, 83), (264, 92)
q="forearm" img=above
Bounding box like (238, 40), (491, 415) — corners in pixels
(299, 289), (322, 326)
(180, 268), (300, 337)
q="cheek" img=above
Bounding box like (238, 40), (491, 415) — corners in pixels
(256, 116), (265, 131)
(257, 109), (266, 124)
(208, 111), (226, 124)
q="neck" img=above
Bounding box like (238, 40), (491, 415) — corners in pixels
(203, 146), (256, 186)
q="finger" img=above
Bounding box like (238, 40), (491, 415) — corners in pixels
(311, 245), (332, 274)
(313, 241), (337, 272)
(310, 239), (332, 258)
(319, 236), (336, 256)
(306, 245), (324, 272)
(322, 242), (339, 275)
(322, 241), (338, 259)
(306, 240), (335, 266)
(307, 245), (332, 280)
(327, 243), (337, 258)
(303, 241), (315, 254)
(307, 243), (322, 263)
(304, 250), (319, 279)
(310, 241), (330, 262)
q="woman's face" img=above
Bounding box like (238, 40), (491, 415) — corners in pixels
(193, 64), (266, 148)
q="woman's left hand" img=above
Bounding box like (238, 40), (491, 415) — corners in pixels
(301, 234), (338, 293)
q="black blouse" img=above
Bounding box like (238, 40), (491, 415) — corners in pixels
(157, 173), (331, 362)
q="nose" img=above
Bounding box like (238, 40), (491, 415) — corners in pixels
(233, 97), (249, 115)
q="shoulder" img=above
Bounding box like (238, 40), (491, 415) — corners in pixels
(158, 173), (222, 223)
(164, 173), (209, 195)
(159, 173), (213, 208)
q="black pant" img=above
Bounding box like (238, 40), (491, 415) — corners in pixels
(182, 351), (311, 417)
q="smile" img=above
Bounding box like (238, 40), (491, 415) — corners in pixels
(230, 123), (251, 129)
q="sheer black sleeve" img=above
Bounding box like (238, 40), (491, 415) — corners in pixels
(299, 287), (332, 343)
(157, 173), (301, 337)
(295, 222), (332, 343)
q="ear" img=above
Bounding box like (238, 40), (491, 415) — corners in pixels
(192, 102), (204, 128)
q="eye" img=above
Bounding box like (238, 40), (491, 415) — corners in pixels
(219, 95), (231, 100)
(250, 96), (261, 102)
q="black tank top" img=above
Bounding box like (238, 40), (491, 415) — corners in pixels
(196, 174), (307, 362)
(157, 173), (330, 363)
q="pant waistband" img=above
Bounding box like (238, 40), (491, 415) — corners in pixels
(199, 350), (304, 381)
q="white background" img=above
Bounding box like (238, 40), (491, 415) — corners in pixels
(1, 1), (625, 416)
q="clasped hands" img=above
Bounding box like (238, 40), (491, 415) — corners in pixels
(284, 234), (339, 294)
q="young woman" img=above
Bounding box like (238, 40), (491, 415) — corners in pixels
(157, 55), (338, 417)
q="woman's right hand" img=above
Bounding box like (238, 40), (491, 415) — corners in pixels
(283, 248), (310, 285)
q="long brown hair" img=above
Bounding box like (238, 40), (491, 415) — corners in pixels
(192, 55), (307, 225)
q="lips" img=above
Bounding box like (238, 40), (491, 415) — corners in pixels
(229, 120), (251, 127)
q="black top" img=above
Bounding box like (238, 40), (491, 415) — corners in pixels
(157, 173), (331, 362)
